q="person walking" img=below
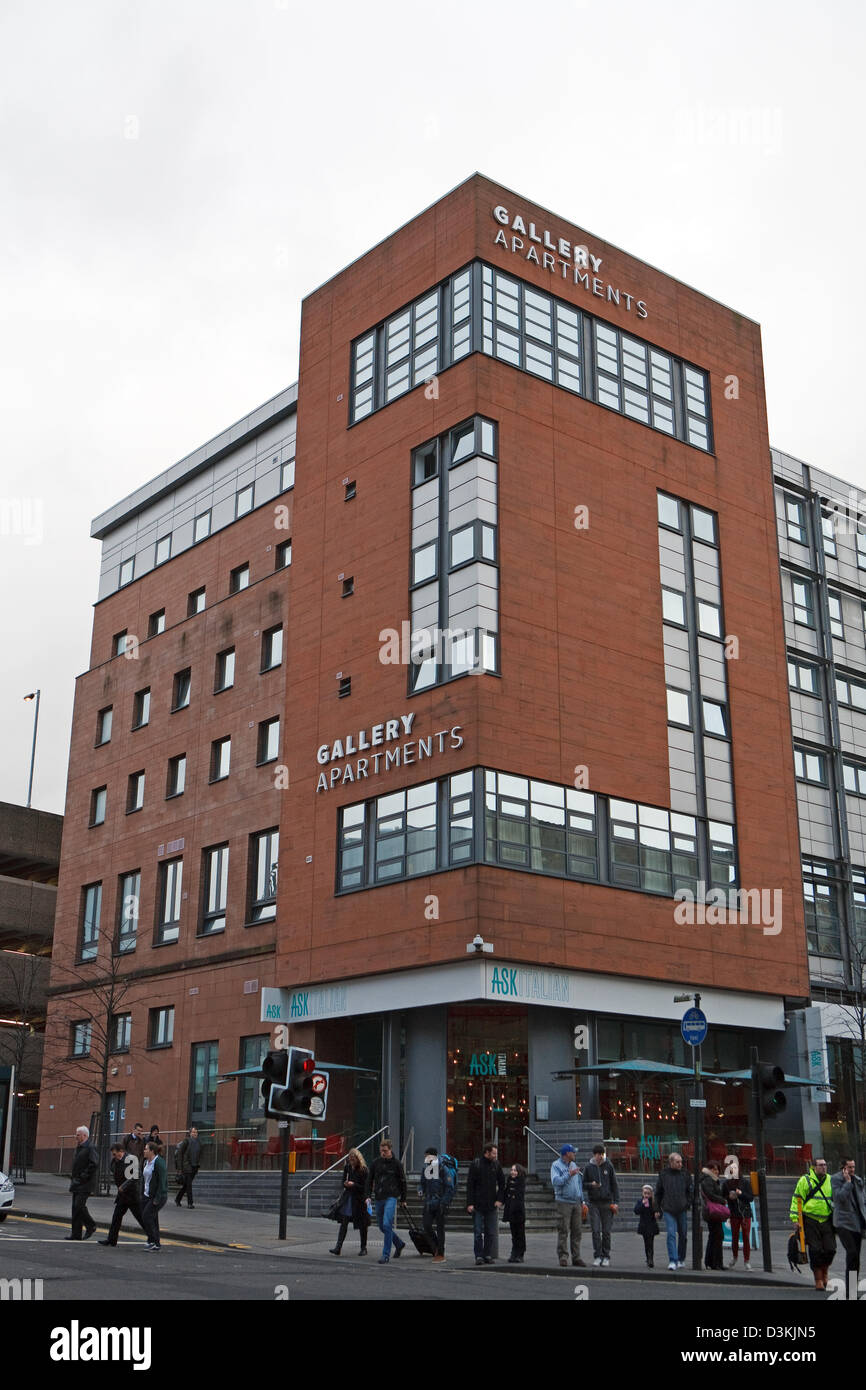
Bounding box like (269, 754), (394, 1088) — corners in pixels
(418, 1147), (447, 1262)
(504, 1162), (527, 1264)
(723, 1168), (754, 1271)
(550, 1143), (586, 1268)
(330, 1148), (370, 1256)
(141, 1140), (168, 1252)
(700, 1160), (727, 1270)
(99, 1143), (147, 1246)
(122, 1122), (146, 1164)
(368, 1137), (407, 1264)
(174, 1126), (202, 1208)
(147, 1125), (164, 1151)
(66, 1125), (99, 1241)
(790, 1157), (836, 1290)
(831, 1157), (866, 1293)
(634, 1184), (660, 1267)
(583, 1143), (619, 1266)
(655, 1151), (692, 1270)
(466, 1141), (505, 1265)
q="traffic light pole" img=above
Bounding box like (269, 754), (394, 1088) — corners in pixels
(750, 1047), (773, 1273)
(278, 1122), (290, 1240)
(690, 992), (705, 1271)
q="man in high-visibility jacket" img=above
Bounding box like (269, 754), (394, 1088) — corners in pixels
(790, 1157), (836, 1289)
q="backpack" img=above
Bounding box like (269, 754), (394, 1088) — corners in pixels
(438, 1153), (458, 1208)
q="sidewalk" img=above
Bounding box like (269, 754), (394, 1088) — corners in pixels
(7, 1173), (821, 1287)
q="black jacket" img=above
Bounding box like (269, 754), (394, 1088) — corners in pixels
(722, 1178), (753, 1222)
(176, 1136), (202, 1174)
(466, 1156), (506, 1212)
(503, 1173), (526, 1222)
(633, 1196), (660, 1235)
(700, 1170), (726, 1217)
(655, 1166), (694, 1215)
(369, 1154), (407, 1203)
(339, 1162), (370, 1227)
(110, 1155), (140, 1202)
(583, 1158), (620, 1204)
(70, 1142), (99, 1195)
(123, 1132), (145, 1161)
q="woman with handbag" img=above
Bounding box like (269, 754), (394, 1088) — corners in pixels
(700, 1160), (729, 1270)
(329, 1148), (370, 1256)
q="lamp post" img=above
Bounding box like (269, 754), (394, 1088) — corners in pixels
(23, 690), (40, 808)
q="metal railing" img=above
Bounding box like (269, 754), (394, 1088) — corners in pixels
(523, 1124), (561, 1170)
(401, 1126), (414, 1172)
(300, 1125), (390, 1217)
(57, 1126), (267, 1175)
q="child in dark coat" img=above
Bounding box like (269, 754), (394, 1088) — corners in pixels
(504, 1163), (527, 1263)
(634, 1183), (661, 1267)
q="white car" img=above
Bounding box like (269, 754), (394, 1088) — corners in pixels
(0, 1170), (14, 1221)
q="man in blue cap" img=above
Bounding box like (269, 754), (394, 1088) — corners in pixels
(550, 1143), (586, 1267)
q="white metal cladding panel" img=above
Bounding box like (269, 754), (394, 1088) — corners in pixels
(838, 706), (866, 757)
(796, 787), (835, 856)
(790, 691), (827, 743)
(411, 584), (439, 633)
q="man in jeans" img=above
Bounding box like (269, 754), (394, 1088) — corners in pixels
(655, 1151), (693, 1270)
(368, 1138), (407, 1265)
(466, 1141), (505, 1265)
(583, 1142), (619, 1266)
(550, 1143), (586, 1268)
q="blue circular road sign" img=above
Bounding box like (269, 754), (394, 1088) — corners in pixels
(681, 1007), (708, 1047)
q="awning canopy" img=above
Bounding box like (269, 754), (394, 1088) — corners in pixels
(552, 1057), (703, 1080)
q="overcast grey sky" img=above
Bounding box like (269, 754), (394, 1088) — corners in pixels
(1, 0), (863, 815)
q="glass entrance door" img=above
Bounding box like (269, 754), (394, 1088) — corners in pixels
(446, 1004), (528, 1164)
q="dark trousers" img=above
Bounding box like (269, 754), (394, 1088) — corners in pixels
(141, 1194), (167, 1247)
(803, 1215), (836, 1271)
(836, 1227), (863, 1275)
(422, 1204), (446, 1255)
(70, 1191), (96, 1239)
(106, 1193), (146, 1244)
(642, 1232), (655, 1263)
(509, 1216), (526, 1259)
(335, 1218), (367, 1252)
(175, 1171), (196, 1206)
(472, 1208), (498, 1260)
(704, 1219), (724, 1269)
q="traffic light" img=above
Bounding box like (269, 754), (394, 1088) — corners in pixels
(287, 1047), (316, 1116)
(261, 1049), (290, 1117)
(260, 1047), (329, 1120)
(755, 1062), (788, 1118)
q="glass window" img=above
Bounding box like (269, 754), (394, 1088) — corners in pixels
(126, 771), (145, 813)
(215, 648), (235, 691)
(236, 484), (254, 518)
(450, 526), (475, 568)
(662, 589), (686, 625)
(117, 871), (140, 953)
(836, 675), (866, 711)
(795, 748), (827, 785)
(71, 1021), (92, 1057)
(281, 458), (296, 491)
(119, 557), (134, 587)
(210, 737), (231, 781)
(257, 718), (280, 765)
(802, 859), (841, 956)
(261, 626), (283, 671)
(148, 610), (165, 637)
(230, 564), (250, 594)
(194, 511), (211, 543)
(702, 701), (728, 737)
(792, 578), (814, 628)
(250, 830), (278, 923)
(828, 591), (844, 639)
(843, 762), (866, 796)
(172, 669), (191, 711)
(110, 1013), (132, 1054)
(96, 707), (113, 745)
(166, 754), (186, 798)
(188, 587), (206, 616)
(132, 688), (150, 729)
(697, 601), (721, 638)
(690, 506), (716, 544)
(821, 510), (837, 558)
(114, 630), (128, 657)
(276, 539), (292, 569)
(658, 494), (681, 530)
(149, 1006), (174, 1047)
(90, 787), (107, 826)
(667, 689), (691, 725)
(239, 1036), (270, 1125)
(80, 882), (102, 961)
(155, 535), (171, 566)
(190, 1042), (219, 1124)
(785, 495), (806, 545)
(201, 845), (229, 935)
(789, 660), (819, 695)
(413, 543), (437, 586)
(157, 859), (183, 944)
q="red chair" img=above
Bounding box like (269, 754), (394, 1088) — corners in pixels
(708, 1138), (727, 1163)
(263, 1135), (282, 1168)
(229, 1136), (240, 1170)
(290, 1137), (313, 1169)
(323, 1135), (345, 1164)
(795, 1143), (813, 1166)
(737, 1144), (756, 1164)
(237, 1139), (259, 1169)
(621, 1137), (638, 1172)
(682, 1140), (695, 1160)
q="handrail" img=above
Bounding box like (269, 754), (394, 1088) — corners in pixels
(523, 1124), (561, 1167)
(301, 1125), (390, 1217)
(401, 1126), (414, 1172)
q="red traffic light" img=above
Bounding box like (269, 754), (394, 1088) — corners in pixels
(301, 1058), (315, 1072)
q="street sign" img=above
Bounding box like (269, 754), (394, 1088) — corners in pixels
(689, 1098), (707, 1108)
(311, 1073), (327, 1094)
(309, 1096), (325, 1117)
(681, 1007), (708, 1047)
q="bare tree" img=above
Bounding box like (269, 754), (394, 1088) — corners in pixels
(0, 950), (47, 1084)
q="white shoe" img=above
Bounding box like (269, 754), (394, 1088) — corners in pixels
(677, 1260), (685, 1267)
(593, 1257), (602, 1266)
(743, 1261), (751, 1271)
(668, 1261), (678, 1270)
(728, 1258), (739, 1268)
(601, 1257), (610, 1266)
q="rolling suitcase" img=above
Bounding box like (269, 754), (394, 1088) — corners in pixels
(405, 1209), (437, 1256)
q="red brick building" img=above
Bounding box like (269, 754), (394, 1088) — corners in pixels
(37, 177), (817, 1171)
